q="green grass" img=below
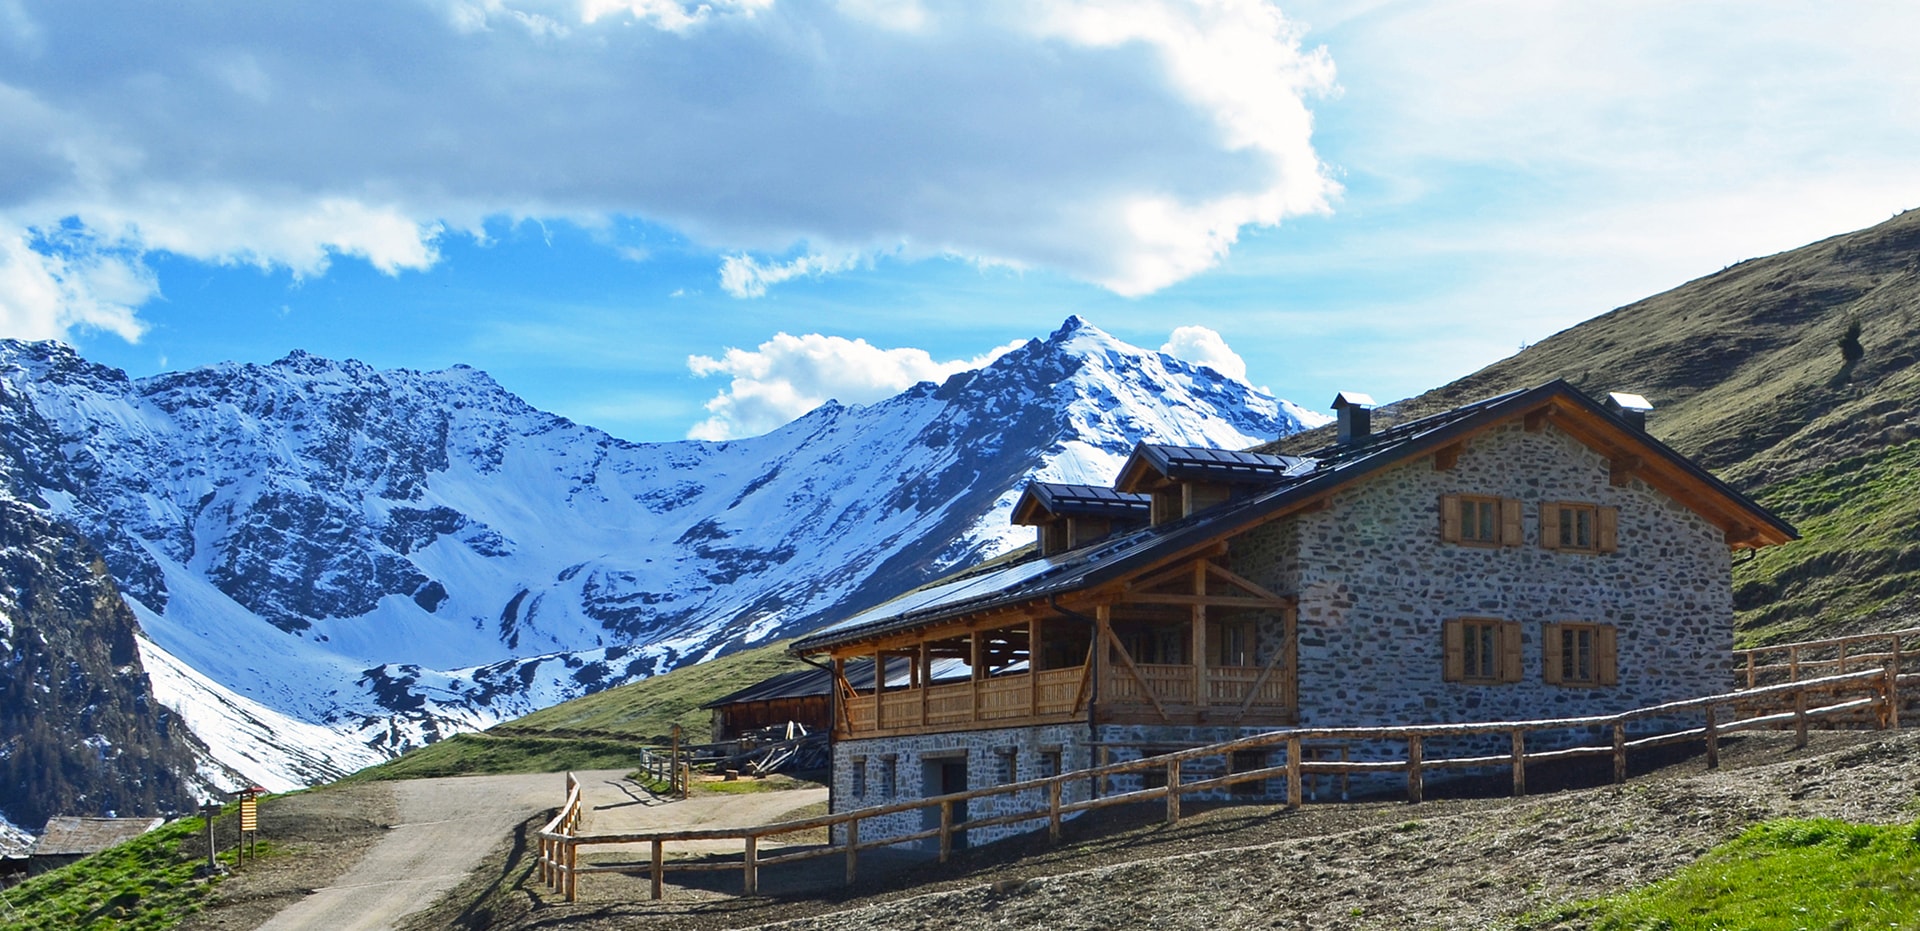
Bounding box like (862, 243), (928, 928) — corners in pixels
(1733, 440), (1920, 644)
(0, 812), (252, 931)
(340, 733), (651, 782)
(496, 640), (809, 742)
(1532, 818), (1920, 930)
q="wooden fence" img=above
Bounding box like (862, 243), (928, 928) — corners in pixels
(535, 664), (1905, 903)
(634, 747), (692, 797)
(1733, 626), (1920, 689)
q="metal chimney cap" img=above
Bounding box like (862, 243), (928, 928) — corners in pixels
(1331, 391), (1377, 410)
(1606, 392), (1654, 413)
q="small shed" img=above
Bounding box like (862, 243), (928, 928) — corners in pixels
(29, 817), (164, 876)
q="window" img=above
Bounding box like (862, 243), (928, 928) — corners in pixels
(876, 755), (897, 798)
(995, 747), (1018, 784)
(1542, 623), (1618, 687)
(1442, 618), (1522, 683)
(1440, 495), (1521, 546)
(1039, 748), (1063, 779)
(1541, 503), (1618, 554)
(851, 757), (867, 797)
(1208, 618), (1258, 667)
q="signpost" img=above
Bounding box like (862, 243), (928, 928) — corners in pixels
(237, 787), (263, 863)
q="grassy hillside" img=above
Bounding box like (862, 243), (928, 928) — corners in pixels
(1277, 208), (1920, 642)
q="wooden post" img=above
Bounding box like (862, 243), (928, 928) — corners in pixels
(1048, 780), (1063, 842)
(939, 800), (954, 863)
(919, 641), (931, 728)
(1166, 758), (1182, 823)
(1611, 722), (1627, 784)
(566, 838), (578, 902)
(832, 656), (848, 735)
(1746, 651), (1757, 689)
(1794, 688), (1809, 748)
(1704, 704), (1720, 769)
(1193, 562), (1208, 708)
(1789, 645), (1801, 682)
(1838, 640), (1849, 674)
(1406, 736), (1423, 804)
(670, 724), (683, 796)
(1286, 737), (1302, 810)
(651, 838), (664, 901)
(1029, 616), (1042, 717)
(970, 633), (984, 723)
(743, 834), (759, 896)
(1510, 730), (1526, 796)
(845, 819), (859, 886)
(1889, 663), (1903, 731)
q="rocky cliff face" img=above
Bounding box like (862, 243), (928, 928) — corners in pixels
(0, 500), (207, 831)
(0, 317), (1321, 780)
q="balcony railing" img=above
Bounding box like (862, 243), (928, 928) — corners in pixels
(844, 662), (1291, 737)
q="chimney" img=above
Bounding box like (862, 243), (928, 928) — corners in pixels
(1605, 392), (1654, 431)
(1331, 391), (1377, 445)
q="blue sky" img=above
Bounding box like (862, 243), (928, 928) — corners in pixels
(3, 1), (1917, 443)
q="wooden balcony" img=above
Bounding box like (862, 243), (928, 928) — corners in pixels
(841, 660), (1294, 738)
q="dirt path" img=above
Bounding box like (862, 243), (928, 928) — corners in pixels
(579, 779), (829, 858)
(253, 770), (625, 931)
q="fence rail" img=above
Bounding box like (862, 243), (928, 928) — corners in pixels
(1733, 626), (1920, 689)
(536, 661), (1904, 903)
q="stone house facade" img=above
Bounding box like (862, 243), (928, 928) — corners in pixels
(791, 380), (1794, 848)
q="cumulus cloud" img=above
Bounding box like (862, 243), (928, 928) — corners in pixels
(0, 230), (151, 342)
(1160, 325), (1248, 381)
(0, 0), (1336, 340)
(687, 332), (1025, 440)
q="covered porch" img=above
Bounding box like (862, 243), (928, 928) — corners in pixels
(832, 556), (1298, 737)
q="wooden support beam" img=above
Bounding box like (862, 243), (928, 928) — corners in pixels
(1096, 609), (1171, 722)
(1524, 408), (1551, 432)
(1433, 441), (1463, 471)
(1193, 562), (1208, 709)
(1204, 562), (1296, 604)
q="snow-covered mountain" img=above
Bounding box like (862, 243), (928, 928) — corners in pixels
(0, 316), (1323, 784)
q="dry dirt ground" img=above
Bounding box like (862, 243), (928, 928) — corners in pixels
(398, 729), (1920, 931)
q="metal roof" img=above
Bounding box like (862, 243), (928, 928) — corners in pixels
(792, 379), (1797, 655)
(1012, 482), (1150, 524)
(1124, 444), (1307, 486)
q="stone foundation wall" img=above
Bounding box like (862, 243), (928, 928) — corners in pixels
(829, 723), (1093, 848)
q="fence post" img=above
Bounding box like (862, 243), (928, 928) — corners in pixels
(1746, 651), (1757, 689)
(1889, 662), (1903, 731)
(1406, 736), (1423, 804)
(1286, 737), (1302, 810)
(1704, 704), (1719, 769)
(566, 838), (578, 903)
(939, 800), (952, 864)
(1166, 759), (1181, 824)
(845, 818), (859, 886)
(1510, 730), (1526, 796)
(1048, 780), (1063, 842)
(743, 834), (758, 896)
(1789, 646), (1801, 682)
(651, 838), (664, 901)
(1611, 722), (1627, 784)
(1794, 688), (1809, 749)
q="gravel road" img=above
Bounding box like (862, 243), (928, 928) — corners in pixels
(251, 770), (625, 931)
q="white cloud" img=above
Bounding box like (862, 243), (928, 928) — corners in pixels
(0, 0), (1338, 340)
(0, 230), (150, 342)
(718, 252), (862, 298)
(1160, 325), (1247, 381)
(687, 331), (1025, 439)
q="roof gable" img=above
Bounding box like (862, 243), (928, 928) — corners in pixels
(1010, 482), (1150, 525)
(1113, 444), (1305, 492)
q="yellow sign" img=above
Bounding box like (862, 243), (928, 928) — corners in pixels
(239, 797), (258, 833)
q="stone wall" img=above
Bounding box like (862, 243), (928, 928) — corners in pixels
(1268, 421), (1732, 730)
(829, 723), (1093, 848)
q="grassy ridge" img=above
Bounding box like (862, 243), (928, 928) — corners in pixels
(1734, 440), (1920, 644)
(496, 640), (808, 742)
(339, 733), (654, 782)
(1537, 818), (1920, 930)
(2, 813), (236, 931)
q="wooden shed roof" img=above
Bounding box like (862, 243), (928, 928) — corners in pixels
(31, 817), (164, 857)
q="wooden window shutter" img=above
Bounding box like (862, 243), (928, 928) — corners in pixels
(1597, 507), (1619, 553)
(1539, 503), (1562, 550)
(1500, 498), (1523, 547)
(1499, 621), (1524, 683)
(1541, 623), (1564, 684)
(1597, 626), (1619, 685)
(1440, 495), (1462, 543)
(1442, 618), (1465, 682)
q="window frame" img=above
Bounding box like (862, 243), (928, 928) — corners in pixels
(1440, 494), (1523, 547)
(1442, 617), (1523, 684)
(1541, 502), (1619, 554)
(1542, 622), (1619, 687)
